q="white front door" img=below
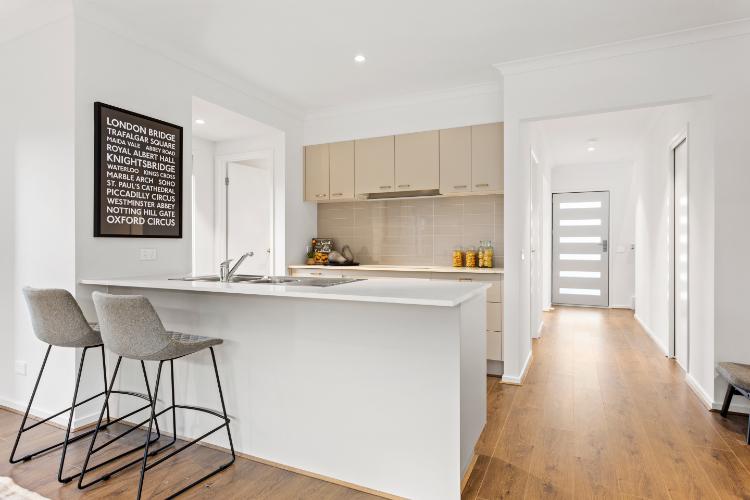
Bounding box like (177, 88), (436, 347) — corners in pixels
(673, 139), (689, 369)
(226, 161), (272, 275)
(552, 191), (610, 307)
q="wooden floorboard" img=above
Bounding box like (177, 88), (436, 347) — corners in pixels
(3, 306), (750, 498)
(466, 306), (750, 500)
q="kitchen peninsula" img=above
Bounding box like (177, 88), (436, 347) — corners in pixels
(79, 276), (488, 500)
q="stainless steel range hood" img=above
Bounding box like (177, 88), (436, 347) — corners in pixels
(358, 189), (441, 200)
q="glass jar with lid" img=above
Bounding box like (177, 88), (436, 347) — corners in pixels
(452, 246), (464, 267)
(477, 241), (486, 268)
(481, 241), (494, 268)
(465, 246), (478, 268)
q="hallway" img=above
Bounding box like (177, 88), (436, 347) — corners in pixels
(464, 307), (750, 499)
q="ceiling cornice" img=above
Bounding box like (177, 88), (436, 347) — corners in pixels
(74, 5), (306, 123)
(494, 17), (750, 76)
(305, 81), (502, 121)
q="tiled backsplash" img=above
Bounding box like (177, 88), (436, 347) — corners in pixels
(317, 195), (503, 267)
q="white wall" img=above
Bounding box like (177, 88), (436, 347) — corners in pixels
(502, 29), (749, 408)
(73, 13), (310, 289)
(0, 16), (77, 420)
(633, 100), (715, 402)
(550, 162), (637, 309)
(303, 82), (502, 145)
(192, 136), (216, 275)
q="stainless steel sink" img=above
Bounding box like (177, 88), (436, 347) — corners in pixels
(249, 277), (299, 284)
(172, 274), (263, 283)
(171, 275), (363, 287)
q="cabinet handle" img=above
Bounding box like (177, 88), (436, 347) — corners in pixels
(397, 184), (410, 189)
(379, 185), (392, 189)
(315, 193), (327, 198)
(475, 183), (489, 188)
(331, 192), (343, 196)
(453, 185), (467, 189)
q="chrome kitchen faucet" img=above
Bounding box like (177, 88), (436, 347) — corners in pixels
(219, 252), (254, 282)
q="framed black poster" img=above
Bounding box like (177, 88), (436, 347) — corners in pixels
(94, 102), (183, 238)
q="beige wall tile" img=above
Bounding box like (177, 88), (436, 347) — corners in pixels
(315, 194), (503, 266)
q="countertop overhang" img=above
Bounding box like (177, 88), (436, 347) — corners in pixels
(80, 276), (490, 307)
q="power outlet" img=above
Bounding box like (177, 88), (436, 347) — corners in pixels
(139, 248), (157, 261)
(14, 360), (27, 376)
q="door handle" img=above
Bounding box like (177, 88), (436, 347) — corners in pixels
(602, 239), (608, 253)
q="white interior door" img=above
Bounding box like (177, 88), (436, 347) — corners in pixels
(226, 161), (272, 275)
(552, 191), (610, 307)
(673, 139), (689, 369)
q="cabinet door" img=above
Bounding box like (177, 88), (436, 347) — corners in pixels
(471, 123), (503, 192)
(395, 130), (439, 191)
(329, 141), (355, 200)
(304, 144), (329, 201)
(355, 136), (394, 195)
(439, 126), (471, 195)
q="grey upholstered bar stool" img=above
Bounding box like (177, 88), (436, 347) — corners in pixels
(81, 292), (235, 499)
(11, 288), (159, 483)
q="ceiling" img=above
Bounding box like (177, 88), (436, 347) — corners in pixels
(533, 107), (662, 167)
(72, 1), (750, 111)
(191, 97), (280, 142)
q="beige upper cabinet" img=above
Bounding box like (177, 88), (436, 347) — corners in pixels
(439, 126), (471, 195)
(471, 123), (504, 193)
(304, 144), (329, 201)
(395, 130), (439, 191)
(329, 141), (355, 200)
(355, 136), (394, 195)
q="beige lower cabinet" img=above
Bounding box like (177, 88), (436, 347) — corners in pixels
(289, 267), (504, 375)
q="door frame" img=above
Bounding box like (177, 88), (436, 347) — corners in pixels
(214, 149), (276, 274)
(529, 148), (543, 338)
(551, 189), (611, 308)
(667, 127), (689, 365)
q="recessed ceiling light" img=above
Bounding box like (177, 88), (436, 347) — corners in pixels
(586, 139), (597, 152)
(354, 54), (366, 64)
(194, 119), (205, 125)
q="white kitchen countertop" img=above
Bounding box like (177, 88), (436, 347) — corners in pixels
(80, 276), (490, 307)
(288, 264), (504, 275)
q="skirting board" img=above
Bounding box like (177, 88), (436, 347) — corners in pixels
(461, 453), (479, 492)
(634, 313), (667, 355)
(685, 371), (750, 415)
(501, 349), (533, 385)
(116, 420), (406, 500)
(0, 398), (99, 431)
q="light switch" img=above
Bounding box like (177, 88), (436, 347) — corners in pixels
(140, 248), (157, 261)
(15, 360), (26, 376)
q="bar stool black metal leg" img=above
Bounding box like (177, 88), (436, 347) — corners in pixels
(57, 346), (90, 482)
(9, 345), (52, 464)
(101, 345), (111, 424)
(78, 356), (121, 489)
(210, 347), (236, 461)
(129, 351), (234, 499)
(76, 356), (167, 489)
(136, 361), (164, 500)
(721, 383), (735, 417)
(140, 360), (162, 440)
